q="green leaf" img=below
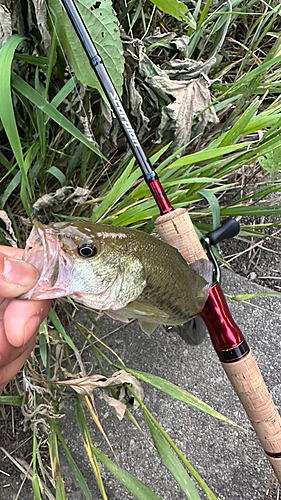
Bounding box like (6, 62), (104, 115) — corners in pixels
(11, 74), (105, 159)
(145, 415), (201, 499)
(49, 0), (124, 97)
(0, 150), (13, 171)
(259, 145), (281, 178)
(150, 0), (196, 28)
(114, 366), (239, 426)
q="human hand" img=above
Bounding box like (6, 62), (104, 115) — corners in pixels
(0, 246), (51, 391)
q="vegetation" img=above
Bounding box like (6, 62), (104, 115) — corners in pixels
(1, 0), (281, 498)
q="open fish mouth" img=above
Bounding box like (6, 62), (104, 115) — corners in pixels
(20, 222), (72, 300)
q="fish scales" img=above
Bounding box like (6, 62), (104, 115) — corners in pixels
(21, 221), (213, 333)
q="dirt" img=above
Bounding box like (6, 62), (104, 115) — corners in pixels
(221, 222), (281, 292)
(219, 168), (281, 292)
(0, 407), (34, 500)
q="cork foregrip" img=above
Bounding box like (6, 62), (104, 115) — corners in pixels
(155, 208), (281, 483)
(154, 208), (208, 264)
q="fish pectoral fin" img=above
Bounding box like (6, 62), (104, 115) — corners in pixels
(125, 299), (170, 335)
(105, 309), (131, 323)
(126, 299), (170, 319)
(138, 320), (158, 335)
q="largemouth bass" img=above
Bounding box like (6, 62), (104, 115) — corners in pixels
(21, 221), (213, 333)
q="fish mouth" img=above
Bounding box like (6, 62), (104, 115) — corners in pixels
(20, 222), (72, 300)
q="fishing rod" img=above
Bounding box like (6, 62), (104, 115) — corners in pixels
(59, 0), (281, 482)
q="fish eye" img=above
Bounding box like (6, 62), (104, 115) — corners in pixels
(77, 242), (98, 258)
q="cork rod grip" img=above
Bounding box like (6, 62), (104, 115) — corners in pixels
(155, 207), (281, 483)
(223, 352), (281, 478)
(154, 208), (208, 264)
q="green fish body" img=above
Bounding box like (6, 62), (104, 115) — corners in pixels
(22, 221), (212, 333)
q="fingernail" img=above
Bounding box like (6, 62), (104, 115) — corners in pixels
(23, 315), (41, 344)
(2, 258), (38, 287)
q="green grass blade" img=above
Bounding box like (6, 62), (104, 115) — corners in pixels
(50, 76), (77, 109)
(90, 159), (142, 222)
(149, 142), (172, 165)
(145, 414), (201, 499)
(33, 430), (43, 500)
(14, 53), (48, 66)
(0, 170), (21, 210)
(56, 476), (66, 500)
(128, 388), (218, 500)
(163, 177), (222, 186)
(244, 111), (281, 135)
(113, 366), (238, 426)
(76, 400), (162, 500)
(0, 150), (13, 171)
(11, 74), (105, 159)
(38, 333), (48, 368)
(32, 474), (43, 500)
(52, 422), (93, 500)
(0, 396), (23, 406)
(35, 66), (46, 157)
(218, 98), (261, 147)
(0, 35), (32, 217)
(167, 142), (253, 169)
(47, 166), (66, 186)
(199, 189), (220, 230)
(48, 308), (78, 352)
(233, 53), (281, 86)
(48, 427), (66, 500)
(231, 292), (281, 302)
(221, 206), (281, 217)
(46, 31), (58, 98)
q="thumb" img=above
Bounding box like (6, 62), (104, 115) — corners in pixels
(0, 253), (39, 298)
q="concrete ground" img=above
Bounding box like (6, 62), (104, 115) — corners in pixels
(56, 269), (281, 500)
